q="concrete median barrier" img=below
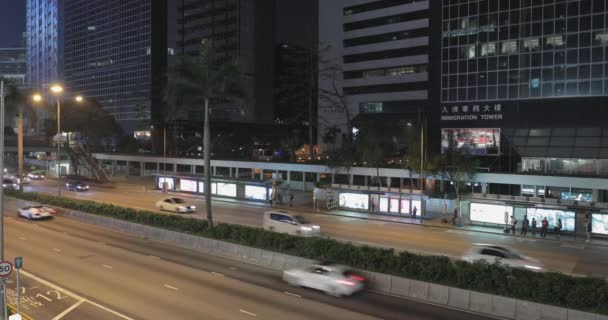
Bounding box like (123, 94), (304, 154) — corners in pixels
(408, 280), (429, 301)
(389, 276), (410, 297)
(448, 287), (470, 310)
(567, 310), (596, 320)
(492, 295), (516, 319)
(469, 292), (493, 315)
(428, 283), (450, 305)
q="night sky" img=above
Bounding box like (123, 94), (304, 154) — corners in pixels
(0, 2), (25, 47)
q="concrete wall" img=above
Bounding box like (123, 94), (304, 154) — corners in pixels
(13, 196), (605, 320)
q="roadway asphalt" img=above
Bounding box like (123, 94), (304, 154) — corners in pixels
(3, 197), (494, 320)
(21, 180), (608, 278)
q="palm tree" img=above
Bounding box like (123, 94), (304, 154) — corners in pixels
(2, 80), (37, 191)
(166, 43), (243, 228)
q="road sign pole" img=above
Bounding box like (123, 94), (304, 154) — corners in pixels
(2, 281), (6, 320)
(16, 269), (19, 315)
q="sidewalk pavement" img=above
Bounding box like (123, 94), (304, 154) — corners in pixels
(156, 187), (608, 248)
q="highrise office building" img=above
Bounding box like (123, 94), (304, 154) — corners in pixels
(62, 0), (169, 134)
(0, 48), (27, 87)
(317, 0), (435, 151)
(177, 0), (276, 124)
(26, 0), (62, 90)
(440, 0), (608, 181)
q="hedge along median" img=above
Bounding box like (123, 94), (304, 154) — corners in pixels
(7, 190), (608, 315)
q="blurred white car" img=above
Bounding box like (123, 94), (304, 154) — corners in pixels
(2, 178), (18, 190)
(462, 245), (543, 271)
(155, 197), (196, 213)
(263, 211), (320, 237)
(18, 205), (55, 220)
(26, 172), (45, 180)
(283, 263), (366, 297)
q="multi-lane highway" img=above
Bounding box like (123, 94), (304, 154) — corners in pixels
(22, 180), (608, 278)
(3, 197), (493, 319)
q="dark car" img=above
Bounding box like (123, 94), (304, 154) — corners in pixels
(65, 181), (90, 192)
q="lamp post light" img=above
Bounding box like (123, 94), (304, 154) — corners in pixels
(32, 86), (83, 197)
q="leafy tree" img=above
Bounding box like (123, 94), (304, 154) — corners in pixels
(429, 147), (479, 200)
(166, 42), (244, 228)
(59, 98), (123, 150)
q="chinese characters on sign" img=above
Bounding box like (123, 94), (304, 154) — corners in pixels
(441, 103), (503, 121)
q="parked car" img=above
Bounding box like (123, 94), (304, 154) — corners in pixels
(2, 178), (18, 190)
(18, 205), (55, 220)
(155, 197), (196, 213)
(65, 181), (90, 192)
(283, 263), (366, 297)
(263, 210), (320, 237)
(462, 244), (543, 271)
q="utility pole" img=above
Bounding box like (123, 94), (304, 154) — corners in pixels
(0, 81), (6, 319)
(308, 49), (315, 162)
(18, 109), (23, 192)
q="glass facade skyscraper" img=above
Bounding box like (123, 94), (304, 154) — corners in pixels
(441, 0), (608, 103)
(63, 0), (167, 132)
(26, 0), (62, 90)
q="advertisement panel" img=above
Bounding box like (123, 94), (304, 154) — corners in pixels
(441, 128), (500, 155)
(411, 200), (422, 214)
(390, 198), (400, 213)
(470, 203), (513, 225)
(157, 177), (175, 190)
(180, 179), (197, 192)
(198, 182), (218, 195)
(216, 183), (237, 197)
(339, 193), (369, 210)
(400, 200), (411, 214)
(245, 186), (268, 200)
(379, 197), (388, 212)
(527, 208), (575, 231)
(592, 214), (608, 235)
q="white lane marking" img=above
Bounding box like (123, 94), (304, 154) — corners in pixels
(102, 264), (113, 270)
(29, 286), (39, 290)
(283, 291), (301, 298)
(52, 299), (85, 320)
(18, 237), (26, 240)
(53, 248), (62, 253)
(21, 270), (134, 320)
(211, 272), (224, 277)
(239, 309), (257, 317)
(149, 255), (161, 260)
(164, 284), (179, 291)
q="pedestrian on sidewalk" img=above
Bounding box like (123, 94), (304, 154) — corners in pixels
(541, 217), (548, 238)
(531, 218), (537, 236)
(520, 215), (529, 236)
(412, 206), (417, 219)
(555, 218), (562, 238)
(585, 215), (592, 242)
(504, 211), (509, 229)
(289, 191), (294, 207)
(510, 215), (517, 235)
(452, 207), (459, 225)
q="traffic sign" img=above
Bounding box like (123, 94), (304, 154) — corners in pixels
(14, 257), (22, 269)
(0, 261), (13, 277)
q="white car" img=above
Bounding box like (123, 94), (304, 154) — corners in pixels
(283, 263), (366, 297)
(462, 245), (543, 271)
(155, 197), (196, 213)
(18, 205), (55, 220)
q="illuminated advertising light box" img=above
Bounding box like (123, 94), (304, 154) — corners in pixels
(527, 208), (575, 231)
(198, 182), (218, 194)
(216, 183), (237, 197)
(411, 200), (422, 214)
(245, 185), (268, 200)
(591, 214), (608, 235)
(400, 200), (411, 214)
(180, 179), (197, 192)
(379, 197), (389, 212)
(470, 203), (513, 225)
(157, 177), (175, 190)
(390, 198), (400, 213)
(339, 193), (369, 210)
(441, 128), (500, 155)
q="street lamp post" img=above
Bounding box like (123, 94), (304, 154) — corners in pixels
(50, 85), (63, 197)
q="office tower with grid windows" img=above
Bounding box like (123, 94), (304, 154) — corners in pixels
(440, 0), (608, 176)
(177, 0), (276, 124)
(62, 0), (169, 134)
(26, 0), (62, 90)
(318, 0), (437, 151)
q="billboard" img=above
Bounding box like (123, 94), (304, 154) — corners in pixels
(526, 208), (575, 231)
(245, 186), (268, 201)
(179, 179), (197, 192)
(592, 214), (608, 235)
(470, 203), (513, 225)
(441, 128), (500, 155)
(339, 193), (369, 210)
